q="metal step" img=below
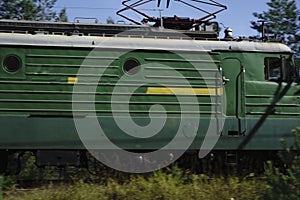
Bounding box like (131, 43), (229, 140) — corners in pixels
(225, 151), (238, 166)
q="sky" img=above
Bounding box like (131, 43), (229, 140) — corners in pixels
(54, 0), (300, 38)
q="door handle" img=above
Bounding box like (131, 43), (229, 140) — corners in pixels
(223, 76), (230, 85)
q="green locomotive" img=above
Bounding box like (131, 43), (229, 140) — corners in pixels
(0, 19), (299, 172)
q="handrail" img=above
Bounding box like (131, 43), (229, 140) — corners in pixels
(74, 17), (99, 23)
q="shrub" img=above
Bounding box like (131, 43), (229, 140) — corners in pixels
(4, 166), (265, 200)
(263, 127), (300, 200)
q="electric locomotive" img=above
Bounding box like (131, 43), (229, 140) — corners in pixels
(0, 1), (299, 172)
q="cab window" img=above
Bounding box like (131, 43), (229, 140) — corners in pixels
(284, 57), (296, 82)
(295, 58), (300, 83)
(264, 57), (281, 81)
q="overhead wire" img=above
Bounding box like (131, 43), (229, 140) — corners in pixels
(53, 6), (160, 11)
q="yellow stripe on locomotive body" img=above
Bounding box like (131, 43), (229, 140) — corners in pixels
(68, 77), (78, 84)
(146, 87), (223, 95)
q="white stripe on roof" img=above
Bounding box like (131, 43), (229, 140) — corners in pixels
(0, 32), (292, 53)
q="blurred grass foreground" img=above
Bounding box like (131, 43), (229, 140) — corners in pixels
(3, 171), (265, 200)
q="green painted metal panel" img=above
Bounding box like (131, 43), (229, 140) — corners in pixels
(0, 116), (298, 150)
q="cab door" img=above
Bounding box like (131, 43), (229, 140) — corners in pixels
(221, 58), (246, 136)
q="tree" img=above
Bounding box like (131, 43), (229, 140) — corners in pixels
(106, 16), (115, 24)
(58, 7), (68, 22)
(250, 0), (300, 56)
(0, 0), (67, 22)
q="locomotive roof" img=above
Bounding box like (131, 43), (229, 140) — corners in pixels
(0, 19), (218, 39)
(0, 32), (292, 53)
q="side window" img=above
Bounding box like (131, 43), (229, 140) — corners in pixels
(264, 57), (281, 81)
(3, 54), (22, 73)
(0, 52), (25, 80)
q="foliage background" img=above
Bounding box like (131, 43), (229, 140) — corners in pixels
(250, 0), (300, 56)
(0, 0), (67, 21)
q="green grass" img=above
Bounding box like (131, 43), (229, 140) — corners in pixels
(3, 169), (266, 200)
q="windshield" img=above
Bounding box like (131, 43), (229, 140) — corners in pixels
(295, 58), (300, 84)
(284, 57), (295, 82)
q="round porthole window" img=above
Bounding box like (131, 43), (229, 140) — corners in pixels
(3, 55), (22, 73)
(123, 58), (140, 75)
